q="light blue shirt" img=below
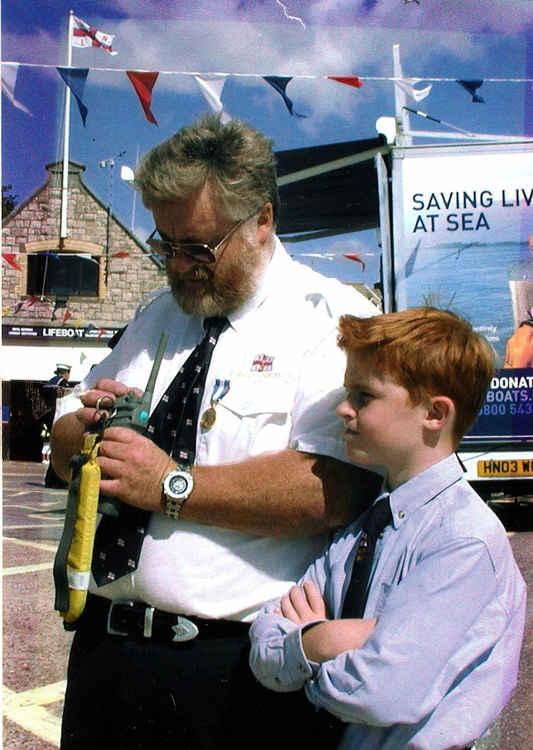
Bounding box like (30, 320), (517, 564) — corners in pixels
(249, 454), (526, 749)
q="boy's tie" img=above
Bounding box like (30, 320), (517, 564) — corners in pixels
(341, 495), (392, 618)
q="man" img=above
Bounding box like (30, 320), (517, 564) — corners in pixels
(51, 114), (380, 749)
(43, 364), (71, 488)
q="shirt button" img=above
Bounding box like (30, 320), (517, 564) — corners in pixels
(398, 510), (406, 520)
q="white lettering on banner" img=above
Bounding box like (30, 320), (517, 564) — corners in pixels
(490, 375), (533, 389)
(478, 376), (533, 419)
(42, 328), (75, 338)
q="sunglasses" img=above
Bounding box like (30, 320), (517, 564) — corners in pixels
(146, 213), (254, 265)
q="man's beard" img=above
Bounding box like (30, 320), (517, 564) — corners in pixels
(168, 240), (266, 317)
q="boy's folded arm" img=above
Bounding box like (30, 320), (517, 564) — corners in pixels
(305, 537), (501, 726)
(249, 612), (324, 692)
(301, 618), (377, 662)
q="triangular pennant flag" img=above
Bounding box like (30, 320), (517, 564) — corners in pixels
(72, 15), (118, 55)
(263, 76), (307, 118)
(2, 253), (22, 271)
(14, 297), (37, 314)
(194, 75), (231, 124)
(456, 80), (485, 103)
(328, 76), (363, 89)
(113, 251), (129, 258)
(57, 67), (89, 125)
(127, 71), (159, 125)
(395, 78), (432, 103)
(1, 64), (32, 115)
(343, 253), (366, 271)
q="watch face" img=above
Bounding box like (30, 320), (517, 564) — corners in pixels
(168, 474), (188, 495)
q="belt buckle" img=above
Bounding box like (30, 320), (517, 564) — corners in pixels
(106, 600), (134, 636)
(171, 616), (199, 642)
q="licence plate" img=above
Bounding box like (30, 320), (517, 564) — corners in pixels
(477, 459), (533, 477)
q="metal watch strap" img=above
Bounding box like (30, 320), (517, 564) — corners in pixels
(162, 465), (193, 520)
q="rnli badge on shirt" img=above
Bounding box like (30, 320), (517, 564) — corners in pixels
(251, 354), (274, 372)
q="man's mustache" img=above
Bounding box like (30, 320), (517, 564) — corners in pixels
(174, 266), (213, 283)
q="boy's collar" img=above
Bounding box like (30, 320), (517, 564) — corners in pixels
(385, 453), (464, 528)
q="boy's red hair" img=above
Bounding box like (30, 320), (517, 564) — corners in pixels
(338, 307), (495, 444)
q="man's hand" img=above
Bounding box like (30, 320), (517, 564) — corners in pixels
(77, 378), (174, 511)
(75, 378), (139, 429)
(279, 581), (327, 625)
(96, 426), (174, 512)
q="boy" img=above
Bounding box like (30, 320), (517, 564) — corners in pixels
(250, 307), (526, 750)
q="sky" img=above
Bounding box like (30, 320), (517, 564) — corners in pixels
(2, 0), (533, 287)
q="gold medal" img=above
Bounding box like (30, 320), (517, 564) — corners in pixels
(200, 404), (217, 431)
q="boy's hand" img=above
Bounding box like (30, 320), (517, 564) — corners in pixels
(279, 581), (327, 625)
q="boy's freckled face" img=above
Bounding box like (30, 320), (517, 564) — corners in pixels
(336, 354), (428, 482)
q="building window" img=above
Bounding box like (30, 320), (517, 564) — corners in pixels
(26, 253), (100, 297)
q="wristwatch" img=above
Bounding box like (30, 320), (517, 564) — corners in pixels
(162, 466), (194, 519)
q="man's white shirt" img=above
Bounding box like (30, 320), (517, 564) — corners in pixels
(55, 239), (378, 620)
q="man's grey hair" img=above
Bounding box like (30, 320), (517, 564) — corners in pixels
(134, 114), (280, 225)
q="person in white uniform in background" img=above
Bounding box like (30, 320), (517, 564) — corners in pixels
(51, 113), (381, 750)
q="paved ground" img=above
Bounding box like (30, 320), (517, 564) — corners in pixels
(2, 461), (532, 748)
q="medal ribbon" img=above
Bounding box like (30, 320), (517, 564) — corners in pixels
(210, 379), (230, 404)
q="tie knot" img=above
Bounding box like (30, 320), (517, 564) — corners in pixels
(363, 496), (392, 542)
(203, 316), (227, 339)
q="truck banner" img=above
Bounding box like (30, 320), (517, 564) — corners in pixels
(391, 142), (533, 441)
(464, 367), (533, 441)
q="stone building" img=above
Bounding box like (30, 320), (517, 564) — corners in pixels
(1, 160), (166, 460)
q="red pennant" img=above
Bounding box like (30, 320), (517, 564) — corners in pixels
(343, 253), (366, 271)
(126, 71), (159, 125)
(112, 251), (130, 258)
(328, 76), (363, 89)
(2, 253), (22, 271)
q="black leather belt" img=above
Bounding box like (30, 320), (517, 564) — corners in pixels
(78, 594), (249, 643)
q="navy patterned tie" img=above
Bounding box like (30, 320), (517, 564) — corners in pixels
(92, 317), (227, 586)
(341, 495), (392, 618)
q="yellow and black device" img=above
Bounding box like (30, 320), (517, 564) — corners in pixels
(53, 332), (167, 627)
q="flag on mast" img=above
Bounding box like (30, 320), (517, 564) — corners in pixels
(72, 15), (118, 55)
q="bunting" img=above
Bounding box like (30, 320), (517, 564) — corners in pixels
(2, 253), (22, 271)
(195, 75), (231, 123)
(1, 63), (32, 115)
(14, 297), (37, 314)
(456, 79), (485, 103)
(127, 71), (159, 124)
(72, 16), (118, 56)
(57, 67), (89, 125)
(328, 76), (363, 89)
(263, 76), (307, 118)
(343, 252), (366, 271)
(395, 78), (432, 102)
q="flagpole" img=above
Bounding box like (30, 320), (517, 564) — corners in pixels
(393, 44), (412, 147)
(60, 10), (74, 239)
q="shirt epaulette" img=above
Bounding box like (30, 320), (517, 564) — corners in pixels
(133, 287), (171, 320)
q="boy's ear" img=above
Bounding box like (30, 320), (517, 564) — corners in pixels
(424, 396), (455, 431)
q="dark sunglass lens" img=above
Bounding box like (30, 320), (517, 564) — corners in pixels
(187, 246), (216, 264)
